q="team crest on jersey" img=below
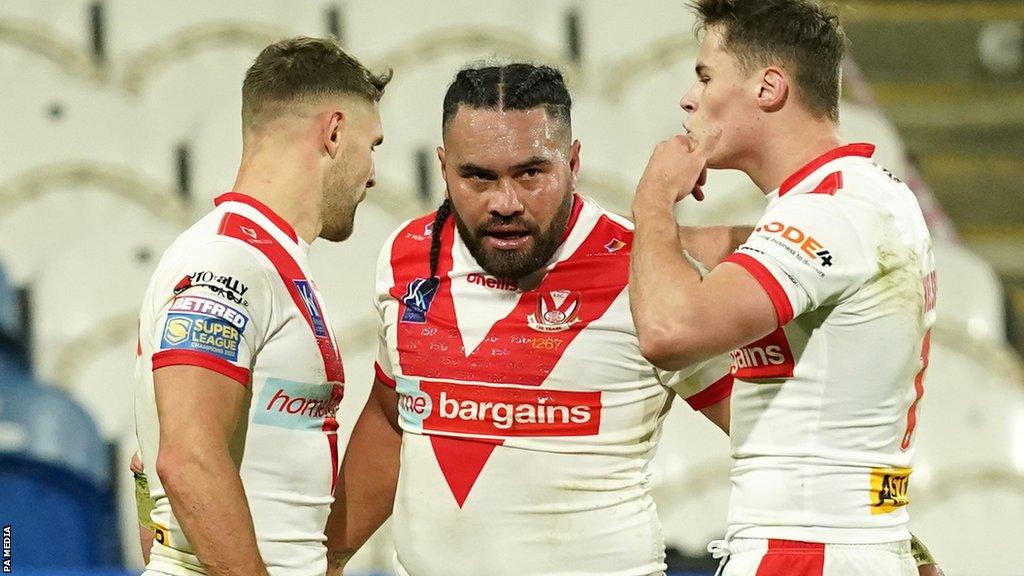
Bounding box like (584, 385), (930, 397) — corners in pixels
(401, 277), (440, 323)
(293, 280), (328, 337)
(527, 290), (581, 333)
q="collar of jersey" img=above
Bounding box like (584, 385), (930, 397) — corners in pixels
(559, 193), (585, 244)
(214, 192), (299, 244)
(775, 142), (876, 198)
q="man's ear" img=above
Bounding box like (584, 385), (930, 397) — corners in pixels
(569, 139), (581, 191)
(437, 146), (450, 197)
(756, 66), (788, 113)
(323, 111), (345, 158)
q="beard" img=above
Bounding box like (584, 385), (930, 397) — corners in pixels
(319, 200), (356, 242)
(452, 191), (573, 282)
(319, 162), (361, 242)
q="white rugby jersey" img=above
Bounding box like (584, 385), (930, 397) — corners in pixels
(721, 144), (937, 544)
(375, 195), (734, 576)
(135, 193), (345, 576)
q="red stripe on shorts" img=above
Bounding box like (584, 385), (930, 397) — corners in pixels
(755, 540), (825, 576)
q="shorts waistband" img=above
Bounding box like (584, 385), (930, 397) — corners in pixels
(728, 538), (911, 555)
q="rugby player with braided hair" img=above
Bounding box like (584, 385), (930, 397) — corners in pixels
(326, 63), (743, 576)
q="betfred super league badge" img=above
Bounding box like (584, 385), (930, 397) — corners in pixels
(527, 290), (581, 333)
(401, 277), (440, 323)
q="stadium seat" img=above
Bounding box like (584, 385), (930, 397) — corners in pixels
(17, 210), (177, 382)
(932, 241), (1007, 343)
(0, 262), (20, 341)
(0, 375), (120, 567)
(649, 401), (732, 556)
(908, 334), (1024, 575)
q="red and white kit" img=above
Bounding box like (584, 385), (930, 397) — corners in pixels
(375, 195), (733, 576)
(135, 193), (345, 576)
(718, 144), (936, 574)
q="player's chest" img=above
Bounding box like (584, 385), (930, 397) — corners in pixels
(389, 271), (640, 390)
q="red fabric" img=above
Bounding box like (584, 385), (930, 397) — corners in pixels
(779, 143), (874, 197)
(811, 171), (844, 196)
(218, 212), (345, 492)
(901, 330), (931, 451)
(214, 192), (299, 243)
(387, 209), (633, 507)
(724, 253), (795, 326)
(375, 362), (397, 389)
(152, 349), (251, 387)
(755, 540), (825, 576)
(685, 373), (733, 411)
(558, 194), (585, 243)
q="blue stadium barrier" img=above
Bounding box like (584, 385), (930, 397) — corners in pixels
(0, 376), (120, 567)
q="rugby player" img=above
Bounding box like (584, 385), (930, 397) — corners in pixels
(326, 63), (743, 576)
(629, 1), (940, 574)
(134, 37), (388, 576)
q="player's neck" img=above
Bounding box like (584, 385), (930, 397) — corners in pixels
(747, 118), (843, 195)
(232, 143), (323, 244)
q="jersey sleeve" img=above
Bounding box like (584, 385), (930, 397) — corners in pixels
(657, 354), (734, 411)
(722, 195), (875, 326)
(373, 224), (407, 390)
(148, 239), (274, 387)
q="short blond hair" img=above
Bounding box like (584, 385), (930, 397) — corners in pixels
(242, 36), (392, 130)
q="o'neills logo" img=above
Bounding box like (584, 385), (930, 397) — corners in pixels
(731, 327), (795, 380)
(467, 273), (518, 292)
(397, 379), (601, 437)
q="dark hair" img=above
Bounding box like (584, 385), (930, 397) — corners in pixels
(242, 36), (392, 130)
(428, 63), (572, 279)
(428, 199), (452, 278)
(689, 0), (846, 122)
(441, 63), (572, 132)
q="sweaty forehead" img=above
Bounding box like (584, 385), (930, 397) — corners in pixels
(444, 107), (568, 164)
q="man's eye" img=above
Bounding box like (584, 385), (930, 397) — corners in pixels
(700, 76), (710, 84)
(523, 168), (541, 177)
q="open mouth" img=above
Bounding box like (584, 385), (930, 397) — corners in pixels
(482, 227), (532, 250)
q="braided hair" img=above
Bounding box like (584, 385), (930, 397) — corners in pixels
(428, 63), (572, 279)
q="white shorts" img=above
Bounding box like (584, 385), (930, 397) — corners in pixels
(720, 538), (916, 576)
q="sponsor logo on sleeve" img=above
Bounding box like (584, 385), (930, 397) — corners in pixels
(252, 377), (343, 430)
(869, 467), (910, 514)
(754, 222), (834, 274)
(396, 377), (601, 438)
(527, 290), (581, 333)
(159, 296), (249, 361)
(174, 271), (250, 306)
(293, 280), (328, 337)
(401, 277), (439, 323)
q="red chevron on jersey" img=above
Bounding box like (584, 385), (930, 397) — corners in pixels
(388, 199), (630, 506)
(219, 212), (345, 491)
